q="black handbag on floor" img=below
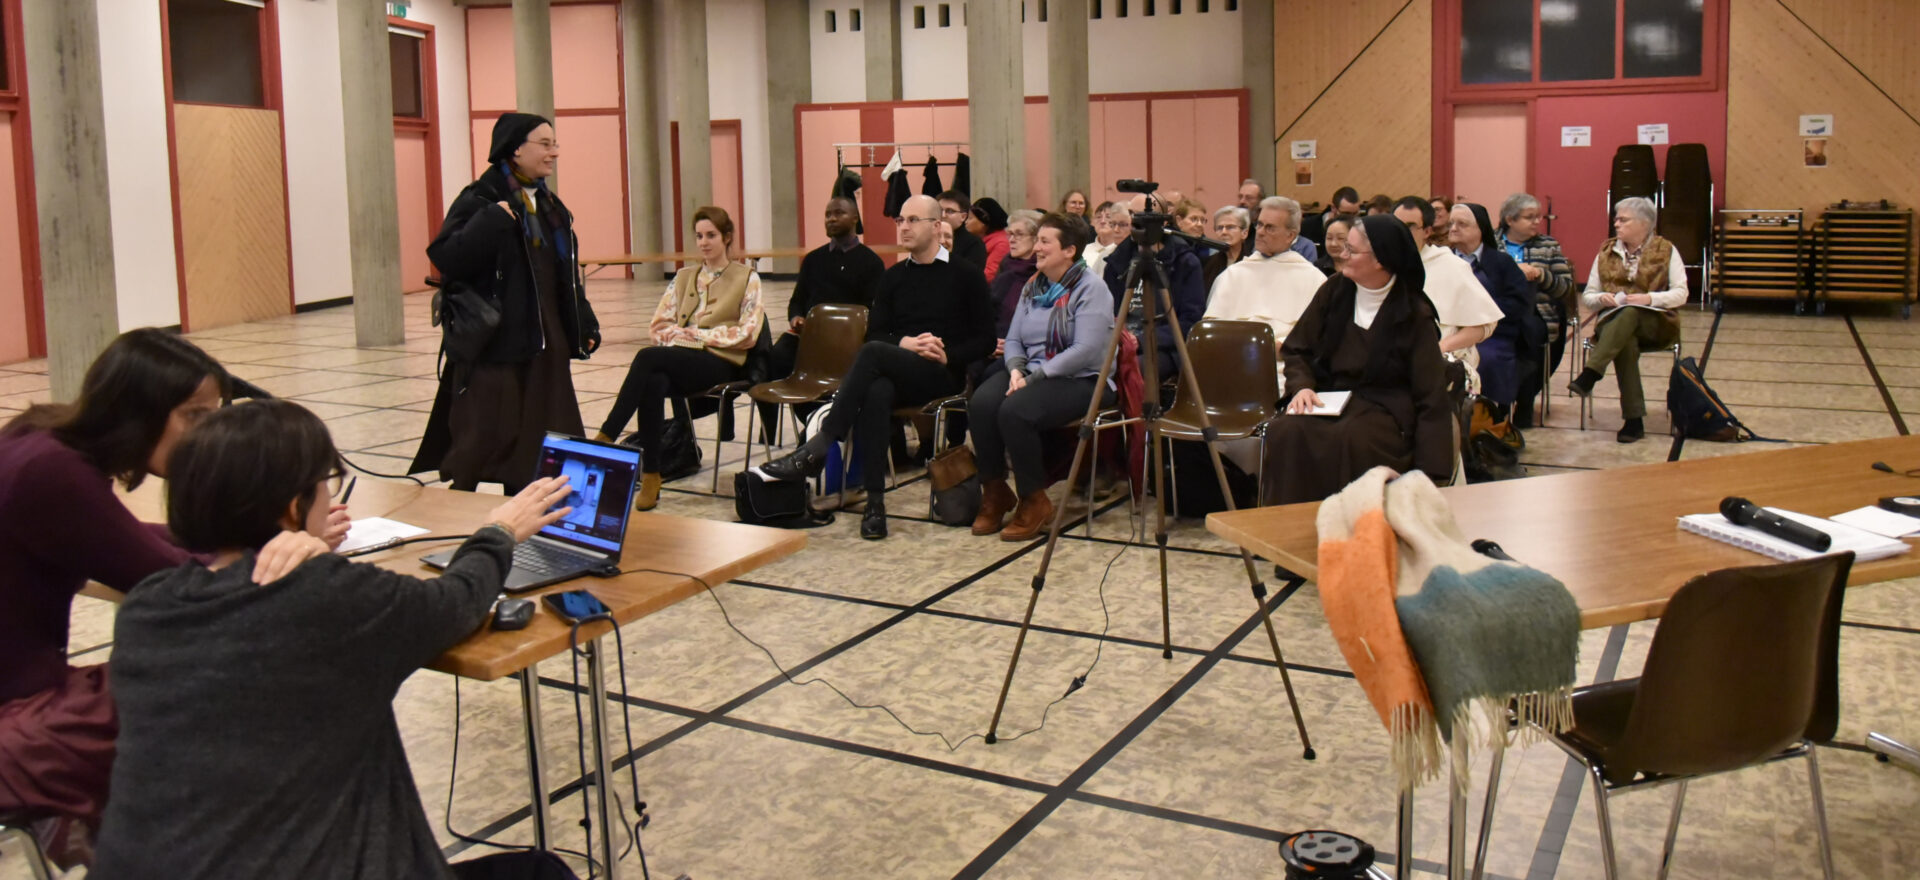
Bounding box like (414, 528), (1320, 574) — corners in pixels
(1668, 356), (1767, 442)
(734, 470), (834, 528)
(619, 410), (702, 482)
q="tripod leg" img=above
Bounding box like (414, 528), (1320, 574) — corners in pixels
(1156, 288), (1315, 760)
(986, 315), (1129, 743)
(1148, 421), (1173, 659)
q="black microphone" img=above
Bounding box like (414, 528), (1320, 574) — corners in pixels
(1720, 497), (1832, 552)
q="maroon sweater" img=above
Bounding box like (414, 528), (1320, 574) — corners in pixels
(0, 428), (190, 704)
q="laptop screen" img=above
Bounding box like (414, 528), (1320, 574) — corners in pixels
(532, 434), (641, 556)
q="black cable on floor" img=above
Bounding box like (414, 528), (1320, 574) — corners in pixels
(444, 677), (599, 871)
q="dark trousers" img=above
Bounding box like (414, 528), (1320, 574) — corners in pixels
(821, 341), (959, 492)
(599, 346), (742, 472)
(969, 369), (1112, 498)
(451, 851), (580, 880)
(1474, 336), (1520, 407)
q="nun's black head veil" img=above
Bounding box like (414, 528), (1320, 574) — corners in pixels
(1311, 215), (1438, 387)
(1458, 202), (1500, 254)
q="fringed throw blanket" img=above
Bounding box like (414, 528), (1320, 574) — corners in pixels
(1316, 467), (1580, 792)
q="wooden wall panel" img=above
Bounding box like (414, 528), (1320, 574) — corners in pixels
(1273, 0), (1414, 139)
(1775, 0), (1920, 119)
(1726, 0), (1920, 227)
(1276, 0), (1431, 204)
(176, 105), (290, 330)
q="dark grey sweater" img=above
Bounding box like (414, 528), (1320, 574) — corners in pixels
(92, 528), (514, 880)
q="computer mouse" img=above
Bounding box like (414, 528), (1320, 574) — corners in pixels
(492, 598), (535, 631)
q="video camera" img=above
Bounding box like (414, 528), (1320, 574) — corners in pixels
(1114, 178), (1225, 252)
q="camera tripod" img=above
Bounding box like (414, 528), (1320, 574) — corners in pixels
(982, 206), (1314, 760)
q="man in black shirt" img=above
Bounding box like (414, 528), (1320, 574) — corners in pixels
(938, 190), (989, 271)
(756, 195), (994, 539)
(769, 197), (885, 381)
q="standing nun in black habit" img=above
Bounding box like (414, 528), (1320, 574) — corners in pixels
(411, 112), (601, 493)
(1261, 214), (1453, 504)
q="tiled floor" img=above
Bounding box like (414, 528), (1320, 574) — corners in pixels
(5, 282), (1920, 879)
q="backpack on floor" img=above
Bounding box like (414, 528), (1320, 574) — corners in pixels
(734, 470), (834, 529)
(1668, 356), (1765, 442)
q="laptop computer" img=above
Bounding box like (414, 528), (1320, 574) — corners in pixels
(422, 432), (642, 592)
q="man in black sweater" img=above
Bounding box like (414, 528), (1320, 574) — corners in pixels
(768, 197), (885, 385)
(938, 190), (989, 272)
(756, 195), (994, 539)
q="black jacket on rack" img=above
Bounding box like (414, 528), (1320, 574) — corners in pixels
(921, 156), (944, 197)
(952, 153), (970, 197)
(885, 167), (912, 218)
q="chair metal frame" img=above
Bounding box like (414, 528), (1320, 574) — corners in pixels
(0, 817), (54, 880)
(1570, 313), (1685, 432)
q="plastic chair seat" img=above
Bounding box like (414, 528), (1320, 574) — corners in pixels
(1157, 408), (1270, 442)
(749, 375), (841, 405)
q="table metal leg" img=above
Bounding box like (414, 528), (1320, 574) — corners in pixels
(1868, 731), (1920, 773)
(517, 670), (552, 851)
(585, 636), (622, 880)
(1396, 788), (1415, 880)
(1448, 735), (1468, 879)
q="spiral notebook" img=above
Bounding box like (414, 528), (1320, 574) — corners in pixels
(1676, 508), (1911, 562)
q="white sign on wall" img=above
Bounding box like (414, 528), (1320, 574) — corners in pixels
(1799, 114), (1833, 137)
(1290, 140), (1317, 160)
(1560, 126), (1592, 148)
(1637, 123), (1670, 145)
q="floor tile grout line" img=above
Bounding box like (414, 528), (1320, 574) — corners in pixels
(1844, 314), (1909, 436)
(948, 580), (1306, 880)
(1524, 623), (1632, 880)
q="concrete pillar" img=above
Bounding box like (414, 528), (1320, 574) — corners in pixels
(338, 0), (404, 347)
(22, 0), (118, 398)
(1242, 0), (1276, 191)
(765, 0), (811, 272)
(514, 0), (558, 189)
(863, 0), (902, 102)
(669, 0), (711, 246)
(1048, 0), (1090, 209)
(966, 0), (1024, 207)
(621, 0), (664, 277)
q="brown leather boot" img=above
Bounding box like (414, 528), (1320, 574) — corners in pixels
(972, 478), (1017, 535)
(1001, 488), (1055, 542)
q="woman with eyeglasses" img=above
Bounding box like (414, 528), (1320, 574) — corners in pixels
(0, 330), (341, 868)
(989, 210), (1045, 353)
(412, 112), (602, 494)
(1202, 205), (1251, 291)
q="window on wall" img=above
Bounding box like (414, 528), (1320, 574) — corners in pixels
(914, 5), (926, 28)
(938, 3), (950, 27)
(1039, 0), (1048, 22)
(168, 0), (268, 107)
(1091, 0), (1102, 18)
(1456, 0), (1710, 89)
(825, 9), (836, 32)
(851, 8), (862, 30)
(388, 31), (424, 119)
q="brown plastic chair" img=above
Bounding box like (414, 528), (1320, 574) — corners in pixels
(1476, 552), (1851, 880)
(745, 304), (867, 464)
(1156, 319), (1280, 515)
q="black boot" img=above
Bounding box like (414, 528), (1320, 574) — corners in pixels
(1616, 417), (1645, 443)
(1569, 367), (1603, 398)
(755, 434), (832, 483)
(860, 496), (889, 540)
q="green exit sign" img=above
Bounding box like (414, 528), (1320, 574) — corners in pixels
(387, 3), (410, 18)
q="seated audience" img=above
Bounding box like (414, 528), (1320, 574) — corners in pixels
(1203, 197), (1328, 378)
(90, 400), (578, 880)
(1174, 198), (1211, 240)
(1428, 196), (1453, 247)
(969, 213), (1116, 541)
(1059, 189), (1091, 219)
(1569, 196), (1687, 443)
(1316, 216), (1353, 276)
(756, 195), (995, 539)
(1202, 205), (1250, 291)
(0, 329), (342, 869)
(1321, 186), (1361, 229)
(768, 197), (883, 383)
(937, 220), (955, 260)
(1238, 179), (1266, 213)
(1391, 197), (1504, 392)
(1101, 195), (1207, 379)
(1448, 202), (1545, 417)
(1366, 194), (1395, 216)
(938, 190), (989, 270)
(1083, 201), (1126, 278)
(1262, 216), (1452, 504)
(968, 197), (1012, 283)
(595, 206), (764, 510)
(1498, 192), (1575, 428)
(991, 210), (1045, 350)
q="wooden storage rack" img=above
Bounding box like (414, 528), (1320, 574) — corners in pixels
(1712, 209), (1806, 312)
(1813, 206), (1915, 317)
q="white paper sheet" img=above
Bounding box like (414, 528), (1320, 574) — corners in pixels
(337, 517), (429, 554)
(1830, 506), (1920, 539)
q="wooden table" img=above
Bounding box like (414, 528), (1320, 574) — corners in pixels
(115, 479), (806, 877)
(1205, 434), (1920, 878)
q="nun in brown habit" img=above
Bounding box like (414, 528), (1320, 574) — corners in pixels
(1261, 215), (1454, 505)
(411, 112), (600, 492)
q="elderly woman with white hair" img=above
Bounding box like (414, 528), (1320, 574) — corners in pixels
(1498, 192), (1575, 427)
(1202, 205), (1250, 290)
(1568, 196), (1687, 443)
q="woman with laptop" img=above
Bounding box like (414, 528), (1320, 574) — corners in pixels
(0, 330), (343, 869)
(91, 399), (579, 880)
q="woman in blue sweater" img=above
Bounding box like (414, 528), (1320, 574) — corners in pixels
(969, 213), (1116, 541)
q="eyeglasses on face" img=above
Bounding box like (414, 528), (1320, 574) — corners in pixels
(529, 140), (559, 150)
(896, 215), (937, 226)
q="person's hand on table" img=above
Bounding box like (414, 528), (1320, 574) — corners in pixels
(321, 504), (352, 551)
(252, 531), (332, 585)
(487, 476), (574, 542)
(1285, 388), (1323, 415)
